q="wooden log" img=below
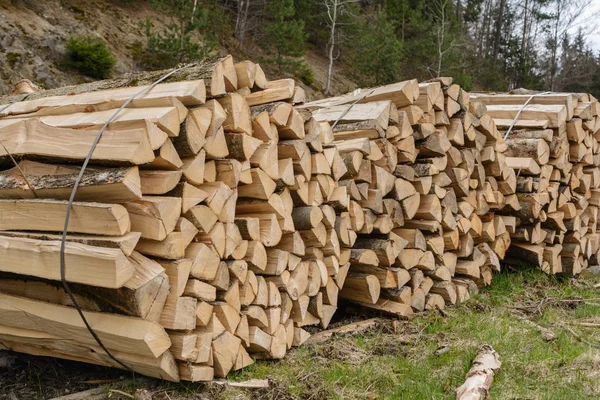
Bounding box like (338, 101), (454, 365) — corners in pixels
(212, 331), (242, 377)
(455, 344), (501, 400)
(0, 326), (179, 381)
(504, 138), (550, 165)
(166, 182), (208, 214)
(0, 161), (142, 202)
(171, 111), (208, 157)
(225, 132), (262, 161)
(505, 243), (544, 267)
(0, 230), (140, 256)
(235, 60), (257, 89)
(73, 251), (169, 320)
(302, 80), (417, 109)
(0, 119), (155, 165)
(204, 127), (230, 159)
(179, 364), (214, 382)
(245, 79), (295, 106)
(238, 169), (276, 200)
(484, 104), (567, 128)
(0, 72), (209, 116)
(430, 281), (457, 305)
(505, 157), (541, 175)
(160, 293), (197, 331)
(339, 274), (381, 304)
(355, 298), (413, 318)
(0, 292), (171, 358)
(0, 106), (182, 141)
(124, 196), (182, 241)
(139, 170), (182, 195)
(0, 199), (129, 235)
(471, 92), (576, 117)
(312, 101), (391, 134)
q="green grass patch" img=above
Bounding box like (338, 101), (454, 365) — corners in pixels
(56, 268), (599, 399)
(220, 268), (600, 399)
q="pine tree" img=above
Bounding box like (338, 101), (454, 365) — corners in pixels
(138, 0), (221, 69)
(351, 7), (402, 86)
(261, 0), (308, 76)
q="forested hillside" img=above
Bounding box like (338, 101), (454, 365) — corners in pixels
(222, 0), (600, 95)
(1, 0), (599, 97)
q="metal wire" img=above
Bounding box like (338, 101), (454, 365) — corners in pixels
(503, 91), (552, 140)
(0, 140), (38, 198)
(331, 88), (377, 130)
(57, 63), (196, 371)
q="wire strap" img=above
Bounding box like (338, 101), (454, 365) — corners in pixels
(58, 63), (196, 371)
(503, 91), (552, 140)
(331, 88), (376, 130)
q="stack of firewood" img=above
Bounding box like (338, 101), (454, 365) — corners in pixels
(298, 77), (513, 316)
(2, 53), (596, 383)
(472, 92), (600, 274)
(0, 56), (350, 382)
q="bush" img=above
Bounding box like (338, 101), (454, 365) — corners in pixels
(260, 0), (307, 76)
(134, 1), (221, 70)
(65, 35), (116, 79)
(295, 62), (314, 85)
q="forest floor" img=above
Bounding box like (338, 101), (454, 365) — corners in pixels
(2, 267), (600, 400)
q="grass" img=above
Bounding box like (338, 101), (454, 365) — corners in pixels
(3, 268), (600, 399)
(223, 268), (600, 399)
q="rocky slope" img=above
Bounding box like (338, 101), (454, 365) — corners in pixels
(0, 0), (357, 99)
(0, 0), (174, 95)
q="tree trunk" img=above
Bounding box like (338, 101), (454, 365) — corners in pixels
(549, 0), (563, 91)
(326, 0), (338, 95)
(492, 0), (506, 61)
(521, 0), (528, 56)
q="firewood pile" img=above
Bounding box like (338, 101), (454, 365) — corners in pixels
(297, 76), (514, 316)
(472, 92), (600, 274)
(0, 55), (592, 382)
(0, 55), (358, 382)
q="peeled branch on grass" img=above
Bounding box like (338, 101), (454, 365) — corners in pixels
(456, 345), (501, 400)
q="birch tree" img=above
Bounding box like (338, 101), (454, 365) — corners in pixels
(228, 0), (266, 51)
(322, 0), (357, 94)
(427, 0), (460, 78)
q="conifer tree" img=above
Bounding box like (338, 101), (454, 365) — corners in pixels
(261, 0), (307, 76)
(351, 7), (402, 86)
(138, 0), (220, 69)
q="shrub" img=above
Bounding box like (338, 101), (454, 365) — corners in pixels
(134, 1), (220, 70)
(260, 0), (307, 76)
(65, 35), (116, 79)
(295, 62), (314, 85)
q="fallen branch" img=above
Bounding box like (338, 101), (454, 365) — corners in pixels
(212, 379), (270, 388)
(305, 318), (381, 345)
(510, 310), (556, 341)
(564, 326), (600, 349)
(571, 322), (600, 328)
(109, 389), (135, 399)
(455, 344), (501, 400)
(48, 380), (133, 400)
(48, 387), (108, 400)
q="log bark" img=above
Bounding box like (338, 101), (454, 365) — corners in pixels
(456, 344), (501, 400)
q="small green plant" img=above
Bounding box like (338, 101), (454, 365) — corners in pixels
(135, 0), (221, 70)
(6, 52), (20, 68)
(295, 62), (314, 85)
(68, 4), (85, 20)
(65, 35), (116, 79)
